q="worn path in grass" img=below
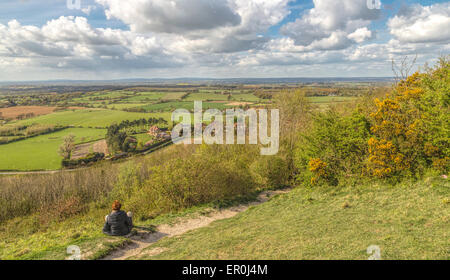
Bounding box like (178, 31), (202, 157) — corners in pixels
(102, 189), (291, 260)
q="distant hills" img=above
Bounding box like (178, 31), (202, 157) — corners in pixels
(0, 77), (394, 87)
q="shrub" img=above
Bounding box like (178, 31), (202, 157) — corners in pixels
(294, 110), (371, 186)
(62, 153), (105, 168)
(367, 57), (449, 178)
(250, 155), (289, 188)
(123, 144), (260, 219)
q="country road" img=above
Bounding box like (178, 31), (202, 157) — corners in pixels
(0, 169), (79, 175)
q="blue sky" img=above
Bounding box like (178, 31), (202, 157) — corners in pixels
(0, 0), (449, 80)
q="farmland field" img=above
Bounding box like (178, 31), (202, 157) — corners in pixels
(138, 101), (228, 112)
(9, 109), (172, 128)
(0, 128), (106, 171)
(0, 106), (57, 119)
(0, 85), (369, 172)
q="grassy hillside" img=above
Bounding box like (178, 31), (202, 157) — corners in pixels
(134, 177), (449, 260)
(0, 176), (447, 260)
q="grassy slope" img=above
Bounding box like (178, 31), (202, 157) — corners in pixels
(135, 177), (449, 260)
(0, 177), (447, 260)
(0, 193), (260, 260)
(0, 128), (106, 171)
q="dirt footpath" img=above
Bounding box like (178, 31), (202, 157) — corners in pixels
(101, 188), (291, 260)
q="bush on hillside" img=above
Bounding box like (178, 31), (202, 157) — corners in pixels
(250, 155), (290, 188)
(368, 58), (449, 179)
(113, 144), (263, 220)
(294, 110), (371, 186)
(295, 57), (449, 186)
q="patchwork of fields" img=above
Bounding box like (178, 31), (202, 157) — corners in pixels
(0, 86), (362, 171)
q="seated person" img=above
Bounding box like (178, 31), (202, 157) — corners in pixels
(103, 200), (133, 236)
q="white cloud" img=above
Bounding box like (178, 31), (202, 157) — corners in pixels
(280, 0), (379, 50)
(0, 1), (449, 80)
(348, 27), (372, 43)
(388, 3), (450, 44)
(81, 5), (97, 15)
(95, 0), (291, 53)
(96, 0), (241, 33)
(0, 16), (185, 74)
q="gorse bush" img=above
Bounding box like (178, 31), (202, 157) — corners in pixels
(368, 58), (449, 179)
(294, 57), (449, 186)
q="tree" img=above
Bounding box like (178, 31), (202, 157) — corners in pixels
(59, 134), (76, 160)
(274, 90), (311, 171)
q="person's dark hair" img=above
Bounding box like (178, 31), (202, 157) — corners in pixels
(112, 200), (121, 211)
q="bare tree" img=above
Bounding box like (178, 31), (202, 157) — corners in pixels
(391, 55), (418, 83)
(59, 134), (76, 160)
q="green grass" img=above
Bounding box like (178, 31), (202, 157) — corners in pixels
(0, 128), (106, 171)
(184, 93), (230, 101)
(134, 177), (449, 260)
(0, 208), (128, 260)
(106, 103), (148, 110)
(230, 93), (262, 102)
(133, 133), (153, 144)
(0, 193), (257, 260)
(138, 101), (227, 112)
(124, 92), (166, 102)
(307, 96), (358, 103)
(10, 109), (171, 128)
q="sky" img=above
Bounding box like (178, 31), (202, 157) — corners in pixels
(0, 0), (449, 81)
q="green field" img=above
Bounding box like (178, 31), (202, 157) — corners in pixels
(307, 96), (358, 103)
(138, 101), (228, 112)
(106, 103), (148, 110)
(184, 93), (230, 101)
(9, 109), (171, 128)
(0, 88), (361, 172)
(123, 92), (166, 102)
(0, 128), (106, 171)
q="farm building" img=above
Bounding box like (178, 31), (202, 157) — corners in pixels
(147, 125), (161, 137)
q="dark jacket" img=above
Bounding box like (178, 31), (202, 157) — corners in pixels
(103, 210), (133, 236)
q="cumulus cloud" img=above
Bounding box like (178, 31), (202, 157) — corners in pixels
(95, 0), (291, 53)
(0, 0), (449, 80)
(280, 0), (379, 50)
(81, 5), (97, 15)
(388, 3), (450, 44)
(0, 16), (185, 73)
(96, 0), (242, 34)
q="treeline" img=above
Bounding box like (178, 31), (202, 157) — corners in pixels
(62, 153), (105, 169)
(106, 117), (168, 153)
(0, 124), (67, 145)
